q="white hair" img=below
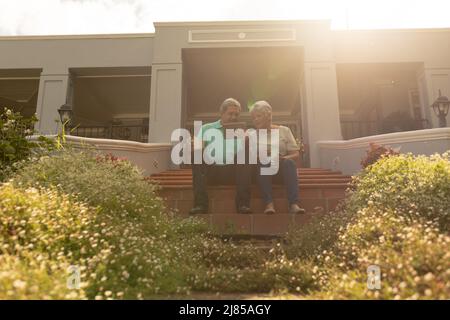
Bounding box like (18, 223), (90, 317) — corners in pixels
(219, 98), (241, 114)
(250, 100), (272, 116)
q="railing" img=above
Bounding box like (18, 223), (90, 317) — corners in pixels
(184, 118), (301, 139)
(341, 119), (430, 140)
(70, 120), (149, 143)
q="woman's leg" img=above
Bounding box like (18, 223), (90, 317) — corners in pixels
(257, 164), (273, 205)
(280, 158), (299, 205)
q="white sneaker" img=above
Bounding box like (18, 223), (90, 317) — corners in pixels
(290, 204), (306, 214)
(264, 203), (276, 214)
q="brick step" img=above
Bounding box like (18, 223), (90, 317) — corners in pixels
(151, 169), (341, 176)
(159, 185), (347, 197)
(157, 183), (350, 190)
(175, 167), (332, 170)
(150, 178), (351, 185)
(151, 168), (349, 235)
(163, 197), (344, 216)
(149, 173), (351, 179)
(189, 213), (318, 236)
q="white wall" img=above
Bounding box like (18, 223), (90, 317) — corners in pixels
(30, 135), (173, 176)
(317, 128), (450, 175)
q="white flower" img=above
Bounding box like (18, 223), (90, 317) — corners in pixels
(423, 273), (434, 282)
(13, 280), (27, 290)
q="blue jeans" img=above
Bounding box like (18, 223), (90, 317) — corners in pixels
(257, 158), (299, 205)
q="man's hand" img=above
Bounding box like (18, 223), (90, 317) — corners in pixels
(191, 137), (205, 151)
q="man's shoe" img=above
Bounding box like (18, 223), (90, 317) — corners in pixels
(189, 206), (208, 215)
(238, 206), (252, 214)
(290, 203), (306, 214)
(264, 203), (276, 215)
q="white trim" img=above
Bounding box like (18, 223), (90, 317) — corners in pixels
(0, 33), (155, 41)
(75, 74), (151, 79)
(113, 113), (149, 119)
(188, 28), (296, 43)
(29, 135), (172, 153)
(317, 128), (450, 150)
(155, 20), (328, 27)
(0, 77), (40, 80)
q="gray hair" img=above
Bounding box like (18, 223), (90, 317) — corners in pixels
(250, 100), (272, 116)
(219, 98), (241, 114)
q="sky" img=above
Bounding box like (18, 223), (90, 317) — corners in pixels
(1, 0), (450, 36)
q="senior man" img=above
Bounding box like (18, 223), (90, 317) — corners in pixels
(189, 98), (252, 215)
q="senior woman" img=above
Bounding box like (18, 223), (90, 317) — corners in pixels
(249, 101), (306, 214)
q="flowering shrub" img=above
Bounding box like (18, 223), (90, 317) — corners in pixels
(286, 152), (450, 299)
(284, 210), (354, 261)
(360, 142), (399, 169)
(5, 146), (448, 299)
(0, 184), (98, 299)
(0, 252), (85, 300)
(0, 108), (37, 178)
(350, 152), (450, 230)
(0, 108), (56, 181)
(9, 149), (215, 298)
(12, 149), (168, 226)
(313, 208), (450, 299)
(95, 153), (128, 167)
(6, 148), (323, 298)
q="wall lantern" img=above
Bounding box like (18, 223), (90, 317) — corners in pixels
(431, 89), (450, 128)
(58, 103), (73, 127)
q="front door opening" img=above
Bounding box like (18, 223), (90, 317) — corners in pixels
(182, 47), (304, 142)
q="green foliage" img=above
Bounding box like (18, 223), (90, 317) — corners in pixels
(5, 148), (321, 297)
(188, 259), (317, 294)
(12, 149), (168, 226)
(312, 208), (450, 299)
(0, 108), (37, 178)
(0, 251), (86, 300)
(349, 152), (450, 230)
(187, 242), (317, 294)
(0, 184), (98, 299)
(3, 145), (449, 299)
(284, 210), (354, 261)
(0, 107), (56, 181)
(286, 152), (450, 299)
(7, 149), (212, 298)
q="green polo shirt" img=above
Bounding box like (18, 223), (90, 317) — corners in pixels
(197, 120), (244, 165)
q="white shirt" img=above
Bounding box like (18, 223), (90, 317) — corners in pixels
(247, 125), (300, 157)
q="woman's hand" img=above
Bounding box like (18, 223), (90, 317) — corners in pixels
(280, 151), (300, 161)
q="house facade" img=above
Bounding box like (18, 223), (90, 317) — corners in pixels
(1, 20), (449, 170)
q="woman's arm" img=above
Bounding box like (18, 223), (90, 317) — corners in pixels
(280, 150), (300, 160)
(280, 126), (301, 161)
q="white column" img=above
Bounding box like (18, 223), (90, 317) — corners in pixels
(148, 63), (182, 142)
(35, 71), (71, 134)
(421, 68), (450, 128)
(303, 62), (342, 167)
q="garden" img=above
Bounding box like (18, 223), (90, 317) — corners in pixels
(0, 108), (449, 299)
